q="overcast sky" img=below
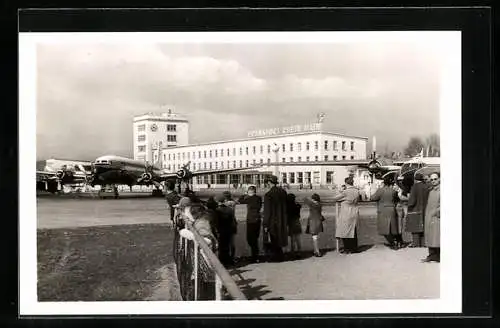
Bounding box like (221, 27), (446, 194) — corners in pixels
(36, 39), (444, 161)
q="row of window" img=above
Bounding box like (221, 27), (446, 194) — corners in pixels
(138, 135), (177, 143)
(137, 124), (177, 132)
(281, 172), (313, 184)
(139, 139), (356, 156)
(159, 142), (355, 160)
(163, 155), (355, 172)
(153, 150), (357, 162)
(137, 136), (177, 150)
(194, 172), (321, 185)
(281, 140), (354, 152)
(278, 171), (336, 184)
(281, 155), (354, 162)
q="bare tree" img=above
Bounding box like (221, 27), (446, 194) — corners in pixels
(424, 133), (440, 156)
(404, 136), (425, 157)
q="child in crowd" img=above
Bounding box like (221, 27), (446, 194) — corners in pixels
(304, 193), (325, 257)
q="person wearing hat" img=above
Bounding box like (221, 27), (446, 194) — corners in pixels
(182, 199), (217, 247)
(371, 175), (403, 250)
(215, 194), (236, 266)
(165, 180), (181, 225)
(238, 185), (263, 263)
(406, 172), (430, 248)
(422, 172), (440, 262)
(205, 196), (219, 238)
(332, 176), (361, 254)
(263, 175), (288, 262)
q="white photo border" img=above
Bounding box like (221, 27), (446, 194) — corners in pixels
(19, 31), (462, 315)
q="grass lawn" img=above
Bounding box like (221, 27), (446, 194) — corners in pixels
(37, 223), (174, 301)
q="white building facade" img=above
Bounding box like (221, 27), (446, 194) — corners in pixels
(156, 124), (368, 189)
(133, 110), (189, 163)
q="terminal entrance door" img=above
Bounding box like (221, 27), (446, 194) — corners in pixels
(243, 174), (252, 184)
(305, 172), (311, 184)
(313, 171), (320, 184)
(230, 174), (239, 188)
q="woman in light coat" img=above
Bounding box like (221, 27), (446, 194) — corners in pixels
(333, 176), (360, 254)
(422, 172), (441, 262)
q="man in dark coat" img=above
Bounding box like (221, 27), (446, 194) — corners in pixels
(263, 175), (288, 262)
(215, 194), (236, 266)
(406, 172), (430, 247)
(165, 180), (181, 224)
(238, 185), (263, 263)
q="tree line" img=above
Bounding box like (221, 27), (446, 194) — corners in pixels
(404, 133), (440, 157)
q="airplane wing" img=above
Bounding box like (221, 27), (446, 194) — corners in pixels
(36, 171), (58, 181)
(264, 160), (371, 167)
(36, 170), (88, 183)
(190, 166), (264, 177)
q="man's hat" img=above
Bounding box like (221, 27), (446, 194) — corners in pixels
(268, 175), (278, 184)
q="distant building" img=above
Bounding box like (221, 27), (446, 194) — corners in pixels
(152, 118), (369, 188)
(132, 110), (189, 163)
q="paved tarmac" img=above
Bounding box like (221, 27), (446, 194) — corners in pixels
(230, 245), (439, 300)
(36, 196), (439, 301)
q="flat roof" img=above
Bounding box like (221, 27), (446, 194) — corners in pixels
(133, 112), (188, 123)
(157, 131), (368, 150)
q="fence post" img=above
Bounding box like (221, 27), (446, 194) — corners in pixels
(194, 239), (198, 301)
(335, 201), (340, 252)
(215, 274), (222, 300)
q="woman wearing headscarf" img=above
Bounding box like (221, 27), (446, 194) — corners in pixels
(370, 176), (403, 249)
(304, 193), (324, 257)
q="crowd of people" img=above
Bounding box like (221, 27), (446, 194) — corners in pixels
(366, 171), (441, 262)
(165, 170), (441, 268)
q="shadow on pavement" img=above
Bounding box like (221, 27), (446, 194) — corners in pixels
(354, 244), (375, 253)
(239, 284), (272, 300)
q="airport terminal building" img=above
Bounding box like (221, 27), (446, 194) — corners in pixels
(133, 111), (369, 188)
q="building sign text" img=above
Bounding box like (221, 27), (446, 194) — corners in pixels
(247, 123), (322, 138)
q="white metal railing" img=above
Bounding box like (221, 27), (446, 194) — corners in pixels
(172, 209), (247, 301)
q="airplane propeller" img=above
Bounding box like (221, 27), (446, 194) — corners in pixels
(176, 161), (192, 180)
(56, 170), (65, 180)
(140, 172), (153, 183)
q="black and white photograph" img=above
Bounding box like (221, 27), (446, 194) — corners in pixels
(19, 31), (461, 315)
